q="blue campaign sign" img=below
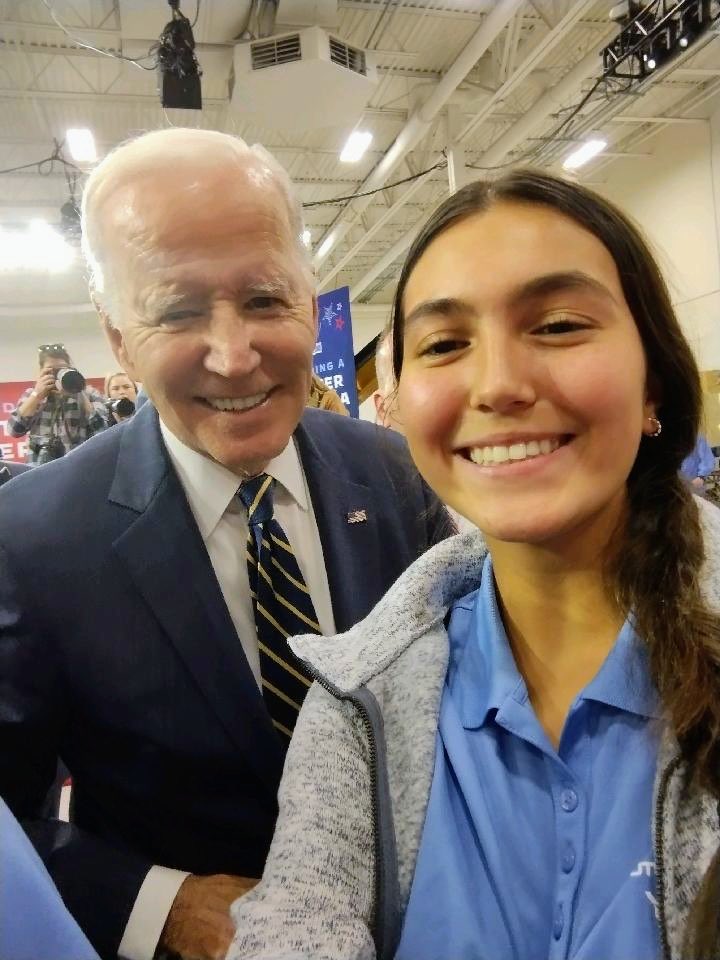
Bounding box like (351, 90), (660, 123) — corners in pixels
(313, 285), (359, 417)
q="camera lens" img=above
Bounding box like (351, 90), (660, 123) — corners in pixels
(56, 368), (86, 393)
(111, 397), (136, 417)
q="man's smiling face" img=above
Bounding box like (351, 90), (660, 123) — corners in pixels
(103, 160), (317, 476)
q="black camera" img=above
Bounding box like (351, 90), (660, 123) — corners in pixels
(107, 397), (136, 421)
(55, 367), (86, 394)
(36, 436), (66, 465)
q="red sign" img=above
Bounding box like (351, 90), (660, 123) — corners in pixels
(0, 378), (105, 463)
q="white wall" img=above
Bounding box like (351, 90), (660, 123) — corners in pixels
(594, 105), (720, 367)
(0, 306), (117, 383)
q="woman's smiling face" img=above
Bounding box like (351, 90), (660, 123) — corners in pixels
(397, 201), (658, 548)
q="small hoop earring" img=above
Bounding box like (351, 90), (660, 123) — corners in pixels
(647, 416), (662, 438)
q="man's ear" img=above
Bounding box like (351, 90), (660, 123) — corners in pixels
(372, 391), (390, 427)
(92, 294), (138, 382)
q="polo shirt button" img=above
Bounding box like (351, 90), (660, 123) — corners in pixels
(553, 903), (564, 940)
(561, 843), (576, 873)
(560, 788), (578, 812)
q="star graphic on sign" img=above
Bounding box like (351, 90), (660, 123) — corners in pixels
(335, 314), (345, 330)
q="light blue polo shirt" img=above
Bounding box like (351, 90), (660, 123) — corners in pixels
(396, 554), (663, 960)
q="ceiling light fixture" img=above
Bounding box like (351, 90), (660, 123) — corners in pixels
(317, 235), (334, 259)
(0, 220), (75, 272)
(562, 136), (608, 171)
(339, 130), (373, 163)
(65, 128), (97, 162)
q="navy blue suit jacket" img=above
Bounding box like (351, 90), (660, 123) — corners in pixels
(0, 404), (451, 958)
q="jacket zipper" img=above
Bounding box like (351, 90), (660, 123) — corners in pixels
(653, 754), (682, 960)
(304, 668), (399, 960)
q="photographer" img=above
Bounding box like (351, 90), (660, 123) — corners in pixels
(9, 344), (108, 465)
(103, 370), (137, 424)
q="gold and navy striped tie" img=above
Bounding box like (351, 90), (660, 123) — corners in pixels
(238, 474), (318, 743)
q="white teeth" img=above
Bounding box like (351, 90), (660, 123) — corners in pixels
(468, 437), (562, 466)
(205, 393), (267, 412)
(493, 445), (510, 463)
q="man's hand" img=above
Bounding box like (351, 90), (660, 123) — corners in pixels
(33, 368), (57, 400)
(158, 873), (259, 960)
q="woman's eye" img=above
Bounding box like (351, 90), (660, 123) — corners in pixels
(419, 338), (467, 357)
(533, 318), (589, 335)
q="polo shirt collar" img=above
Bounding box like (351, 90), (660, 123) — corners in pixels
(581, 618), (661, 719)
(455, 554), (525, 730)
(455, 554), (661, 729)
(159, 419), (307, 542)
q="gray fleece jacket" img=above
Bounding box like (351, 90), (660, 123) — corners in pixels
(229, 499), (720, 960)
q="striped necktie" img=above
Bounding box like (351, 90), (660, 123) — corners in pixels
(238, 474), (318, 743)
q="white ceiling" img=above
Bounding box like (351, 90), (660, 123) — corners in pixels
(1, 0), (719, 315)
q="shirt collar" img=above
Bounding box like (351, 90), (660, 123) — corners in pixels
(454, 553), (661, 728)
(159, 419), (308, 542)
(580, 618), (661, 719)
(454, 553), (527, 729)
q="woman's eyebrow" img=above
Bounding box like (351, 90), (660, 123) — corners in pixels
(509, 270), (618, 307)
(404, 297), (473, 330)
(404, 271), (617, 328)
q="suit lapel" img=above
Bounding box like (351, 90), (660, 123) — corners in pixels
(108, 407), (285, 789)
(294, 415), (384, 633)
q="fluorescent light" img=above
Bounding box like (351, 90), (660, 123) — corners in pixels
(301, 229), (312, 247)
(0, 221), (74, 272)
(66, 128), (97, 162)
(317, 235), (334, 259)
(340, 130), (373, 163)
(562, 137), (608, 171)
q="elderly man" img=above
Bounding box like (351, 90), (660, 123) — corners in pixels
(371, 325), (400, 429)
(0, 129), (451, 960)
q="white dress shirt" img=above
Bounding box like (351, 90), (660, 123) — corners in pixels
(119, 422), (335, 960)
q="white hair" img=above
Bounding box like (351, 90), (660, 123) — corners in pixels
(80, 128), (311, 324)
(374, 326), (395, 398)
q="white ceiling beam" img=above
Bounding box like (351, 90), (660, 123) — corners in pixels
(345, 1), (606, 300)
(473, 45), (605, 169)
(349, 225), (419, 302)
(458, 0), (608, 144)
(338, 2), (493, 21)
(0, 19), (119, 40)
(319, 164), (438, 292)
(610, 115), (708, 124)
(313, 0), (524, 271)
(0, 87), (227, 107)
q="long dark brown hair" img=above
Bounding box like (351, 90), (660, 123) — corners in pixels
(391, 169), (720, 955)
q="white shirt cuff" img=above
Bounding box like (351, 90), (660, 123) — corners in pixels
(118, 865), (189, 960)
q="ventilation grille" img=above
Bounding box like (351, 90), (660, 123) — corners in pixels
(329, 36), (367, 75)
(251, 34), (301, 70)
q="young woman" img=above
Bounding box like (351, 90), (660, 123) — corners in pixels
(104, 370), (138, 404)
(103, 370), (138, 424)
(228, 171), (720, 960)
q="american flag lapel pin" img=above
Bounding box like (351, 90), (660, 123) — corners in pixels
(346, 509), (367, 524)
